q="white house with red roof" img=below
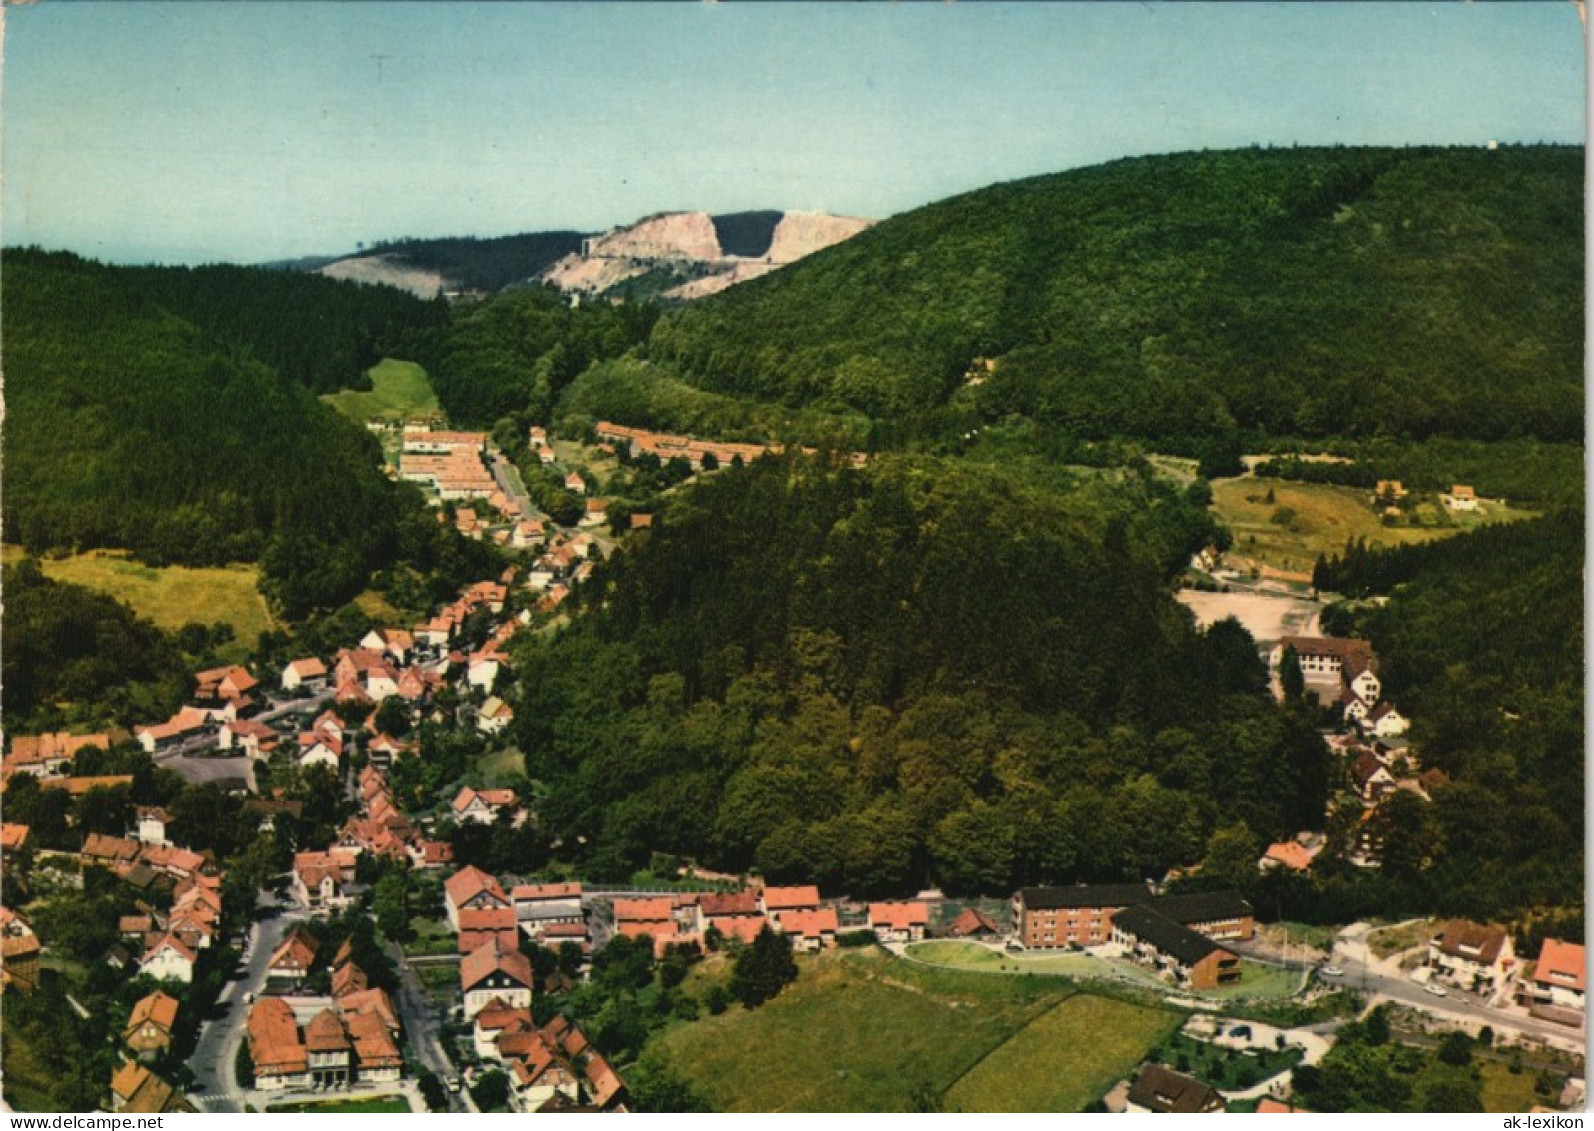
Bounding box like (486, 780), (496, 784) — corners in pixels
(1519, 937), (1586, 1025)
(461, 938), (534, 1019)
(867, 901), (930, 943)
(444, 865), (511, 930)
(280, 657), (329, 693)
(776, 908), (838, 952)
(139, 934), (197, 983)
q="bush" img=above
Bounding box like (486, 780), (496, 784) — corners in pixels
(836, 929), (877, 948)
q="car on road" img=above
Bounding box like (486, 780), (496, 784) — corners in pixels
(1320, 964), (1345, 978)
(1424, 983), (1448, 997)
(447, 1077), (463, 1094)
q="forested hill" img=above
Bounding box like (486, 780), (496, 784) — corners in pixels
(2, 251), (493, 617)
(513, 454), (1330, 891)
(647, 146), (1583, 446)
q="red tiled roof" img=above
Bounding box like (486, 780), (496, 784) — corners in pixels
(126, 990), (180, 1035)
(613, 897), (675, 923)
(700, 890), (760, 918)
(950, 908), (1000, 936)
(460, 937), (533, 992)
(446, 864), (509, 909)
(762, 885), (821, 912)
(1535, 938), (1586, 993)
(778, 907), (838, 939)
(868, 901), (930, 930)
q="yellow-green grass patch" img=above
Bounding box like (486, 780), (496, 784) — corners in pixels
(5, 548), (272, 662)
(269, 1096), (412, 1113)
(322, 358), (440, 425)
(1478, 1060), (1544, 1113)
(479, 746), (526, 780)
(944, 994), (1182, 1113)
(907, 940), (1116, 979)
(1210, 478), (1535, 579)
(648, 949), (1068, 1111)
(1, 1018), (67, 1112)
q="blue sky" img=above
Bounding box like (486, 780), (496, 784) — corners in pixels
(4, 2), (1585, 264)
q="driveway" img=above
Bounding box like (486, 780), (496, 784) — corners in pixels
(387, 941), (468, 1112)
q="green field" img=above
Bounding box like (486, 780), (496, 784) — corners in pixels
(647, 949), (1070, 1111)
(1, 1019), (65, 1112)
(944, 994), (1182, 1112)
(1194, 961), (1303, 1001)
(1211, 478), (1534, 580)
(478, 745), (527, 781)
(1478, 1060), (1547, 1113)
(907, 940), (1116, 979)
(269, 1096), (412, 1113)
(322, 358), (440, 425)
(3, 547), (271, 663)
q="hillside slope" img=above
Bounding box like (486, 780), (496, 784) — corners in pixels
(646, 146), (1583, 444)
(3, 251), (406, 613)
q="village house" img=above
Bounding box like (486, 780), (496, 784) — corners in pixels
(1260, 837), (1322, 873)
(776, 907), (839, 952)
(1429, 921), (1516, 997)
(108, 1061), (195, 1114)
(1518, 938), (1586, 1027)
(124, 991), (180, 1060)
(760, 885), (822, 917)
(1012, 884), (1153, 948)
(461, 936), (535, 1019)
(950, 908), (1001, 938)
(361, 627), (415, 664)
(451, 786), (521, 826)
(477, 695), (516, 734)
(293, 849), (358, 909)
(1110, 904), (1242, 990)
(135, 707), (212, 754)
(0, 907), (42, 994)
(246, 995), (403, 1092)
(280, 657), (329, 694)
(613, 897), (692, 955)
(695, 890), (764, 941)
(514, 882), (586, 932)
(868, 901), (931, 944)
(1364, 701), (1411, 739)
(194, 664), (259, 708)
(139, 933), (198, 984)
(1125, 1064), (1226, 1114)
(267, 928), (319, 987)
(217, 718), (281, 759)
(1268, 635), (1381, 709)
(1445, 484), (1479, 512)
(444, 864), (512, 930)
(0, 823), (31, 862)
(4, 732), (108, 779)
(133, 806), (170, 847)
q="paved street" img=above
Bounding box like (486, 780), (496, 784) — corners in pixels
(489, 450), (539, 523)
(1324, 932), (1585, 1054)
(388, 941), (469, 1112)
(191, 891), (306, 1113)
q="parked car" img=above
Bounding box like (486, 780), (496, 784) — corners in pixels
(1424, 983), (1448, 998)
(1320, 964), (1345, 978)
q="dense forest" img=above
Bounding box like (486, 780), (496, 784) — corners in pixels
(643, 146), (1581, 450)
(1319, 509), (1582, 915)
(2, 250), (499, 617)
(511, 454), (1330, 891)
(406, 284), (660, 426)
(1, 561), (189, 730)
(113, 260), (445, 392)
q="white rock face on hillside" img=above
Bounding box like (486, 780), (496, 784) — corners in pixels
(766, 212), (874, 264)
(318, 255), (451, 299)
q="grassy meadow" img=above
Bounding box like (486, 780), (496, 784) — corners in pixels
(322, 358), (440, 425)
(648, 949), (1177, 1112)
(3, 546), (271, 662)
(943, 994), (1181, 1112)
(1210, 478), (1535, 580)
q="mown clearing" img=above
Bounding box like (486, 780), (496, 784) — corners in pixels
(944, 994), (1181, 1112)
(1210, 478), (1534, 580)
(322, 358), (440, 425)
(647, 949), (1067, 1111)
(2, 547), (271, 663)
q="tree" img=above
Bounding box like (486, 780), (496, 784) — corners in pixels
(1201, 822), (1262, 892)
(730, 924), (798, 1009)
(1279, 644), (1306, 703)
(470, 1069), (510, 1112)
(373, 871), (410, 942)
(1436, 1031), (1473, 1066)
